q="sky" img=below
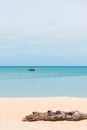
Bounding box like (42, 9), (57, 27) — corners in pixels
(0, 0), (87, 66)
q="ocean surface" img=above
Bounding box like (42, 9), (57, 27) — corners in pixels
(0, 66), (87, 97)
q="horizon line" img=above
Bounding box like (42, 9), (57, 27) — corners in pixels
(0, 65), (87, 67)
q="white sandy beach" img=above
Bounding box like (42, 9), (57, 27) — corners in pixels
(0, 97), (87, 130)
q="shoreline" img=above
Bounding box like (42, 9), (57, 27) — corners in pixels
(0, 95), (86, 98)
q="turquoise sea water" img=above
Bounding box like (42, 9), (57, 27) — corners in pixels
(0, 66), (87, 97)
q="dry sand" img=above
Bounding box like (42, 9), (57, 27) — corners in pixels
(0, 97), (87, 130)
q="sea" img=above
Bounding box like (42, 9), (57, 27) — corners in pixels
(0, 66), (87, 97)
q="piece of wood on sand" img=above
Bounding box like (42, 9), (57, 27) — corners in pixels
(22, 110), (87, 122)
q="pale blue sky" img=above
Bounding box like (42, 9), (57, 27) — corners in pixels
(0, 0), (87, 66)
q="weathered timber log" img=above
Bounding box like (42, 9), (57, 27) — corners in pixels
(22, 110), (87, 122)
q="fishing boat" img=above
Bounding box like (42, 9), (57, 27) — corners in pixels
(27, 68), (35, 71)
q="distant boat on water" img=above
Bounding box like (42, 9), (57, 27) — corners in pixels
(27, 68), (35, 72)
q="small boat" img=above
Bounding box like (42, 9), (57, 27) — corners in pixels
(27, 68), (35, 72)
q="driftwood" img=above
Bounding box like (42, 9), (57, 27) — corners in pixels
(22, 110), (87, 122)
